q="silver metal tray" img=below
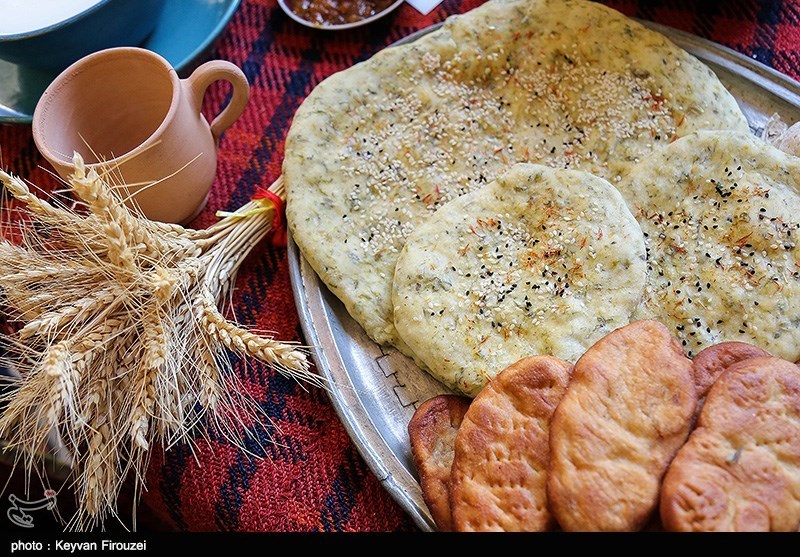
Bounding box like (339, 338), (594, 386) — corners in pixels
(287, 21), (800, 532)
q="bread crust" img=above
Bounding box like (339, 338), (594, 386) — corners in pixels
(408, 394), (472, 531)
(548, 320), (696, 531)
(660, 356), (800, 532)
(449, 356), (571, 531)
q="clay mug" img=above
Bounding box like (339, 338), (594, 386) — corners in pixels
(32, 46), (249, 224)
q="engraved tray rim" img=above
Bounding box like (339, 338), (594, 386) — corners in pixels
(287, 20), (800, 532)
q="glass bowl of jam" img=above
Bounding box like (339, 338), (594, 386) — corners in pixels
(278, 0), (405, 29)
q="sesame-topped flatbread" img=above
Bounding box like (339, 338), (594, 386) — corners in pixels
(284, 0), (748, 354)
(392, 163), (647, 396)
(616, 130), (800, 361)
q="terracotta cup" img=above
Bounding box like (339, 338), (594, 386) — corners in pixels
(32, 47), (249, 224)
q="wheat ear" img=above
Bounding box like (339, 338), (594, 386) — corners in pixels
(0, 155), (317, 530)
(198, 287), (319, 386)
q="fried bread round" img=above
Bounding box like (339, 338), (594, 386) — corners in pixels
(617, 130), (800, 361)
(449, 356), (571, 532)
(691, 341), (770, 398)
(393, 163), (647, 396)
(284, 0), (748, 354)
(548, 320), (696, 531)
(408, 394), (472, 531)
(660, 356), (800, 532)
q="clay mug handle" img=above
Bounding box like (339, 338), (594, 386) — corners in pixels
(184, 60), (250, 143)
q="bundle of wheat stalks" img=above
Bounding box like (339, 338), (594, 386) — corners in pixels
(0, 153), (321, 529)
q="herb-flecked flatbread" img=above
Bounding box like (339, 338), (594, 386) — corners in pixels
(616, 130), (800, 361)
(392, 163), (647, 396)
(284, 0), (748, 355)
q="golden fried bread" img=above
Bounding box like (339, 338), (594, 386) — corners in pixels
(660, 356), (800, 532)
(408, 394), (471, 531)
(691, 341), (770, 398)
(548, 320), (696, 531)
(449, 356), (571, 532)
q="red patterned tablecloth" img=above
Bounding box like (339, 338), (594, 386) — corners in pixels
(2, 0), (799, 532)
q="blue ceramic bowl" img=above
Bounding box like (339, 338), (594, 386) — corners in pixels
(0, 0), (166, 72)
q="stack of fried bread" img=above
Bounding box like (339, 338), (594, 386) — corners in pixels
(409, 320), (800, 532)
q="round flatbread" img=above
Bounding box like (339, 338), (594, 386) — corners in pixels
(616, 130), (800, 361)
(284, 0), (748, 353)
(393, 163), (647, 396)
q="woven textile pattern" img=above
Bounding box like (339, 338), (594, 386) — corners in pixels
(0, 0), (798, 532)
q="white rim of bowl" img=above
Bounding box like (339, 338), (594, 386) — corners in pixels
(0, 0), (112, 40)
(276, 0), (406, 31)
